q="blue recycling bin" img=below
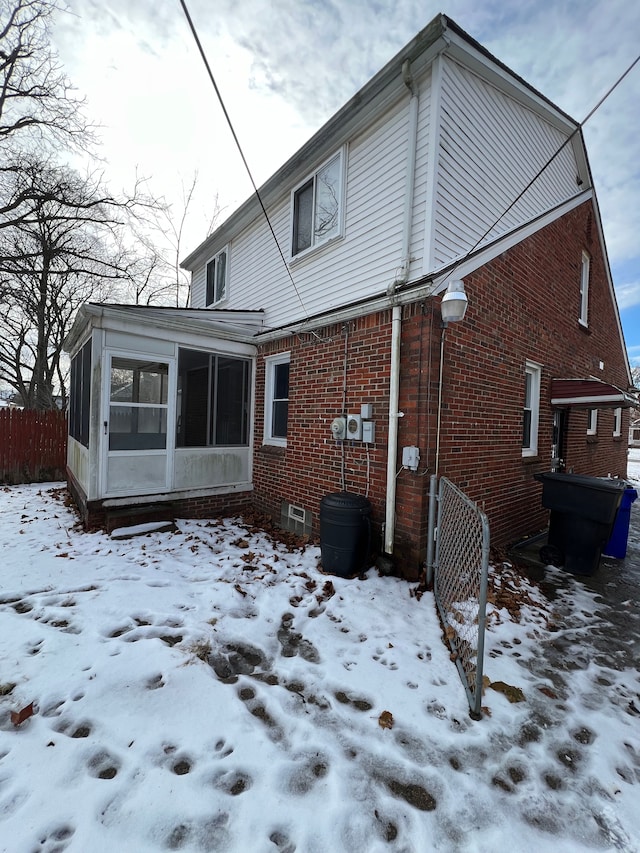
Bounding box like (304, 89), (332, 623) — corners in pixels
(603, 485), (638, 559)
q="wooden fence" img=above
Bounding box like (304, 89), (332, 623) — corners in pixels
(0, 408), (68, 484)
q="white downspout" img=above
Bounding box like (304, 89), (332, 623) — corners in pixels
(384, 60), (419, 558)
(384, 304), (403, 555)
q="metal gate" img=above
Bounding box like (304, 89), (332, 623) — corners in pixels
(429, 476), (490, 719)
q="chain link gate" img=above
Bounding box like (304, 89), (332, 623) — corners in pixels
(428, 476), (490, 719)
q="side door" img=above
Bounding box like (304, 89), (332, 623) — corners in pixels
(101, 352), (175, 497)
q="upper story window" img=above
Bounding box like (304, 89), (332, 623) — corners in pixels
(69, 339), (92, 448)
(579, 251), (590, 327)
(264, 353), (290, 446)
(292, 150), (344, 257)
(523, 361), (542, 457)
(206, 247), (228, 306)
(587, 408), (598, 435)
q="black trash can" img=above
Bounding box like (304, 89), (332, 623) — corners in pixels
(319, 492), (372, 578)
(534, 472), (626, 575)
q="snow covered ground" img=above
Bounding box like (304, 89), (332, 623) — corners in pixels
(1, 472), (639, 853)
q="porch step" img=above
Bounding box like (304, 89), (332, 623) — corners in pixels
(104, 503), (176, 534)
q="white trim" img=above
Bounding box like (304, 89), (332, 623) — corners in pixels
(551, 394), (628, 406)
(587, 408), (598, 435)
(263, 352), (290, 447)
(579, 250), (590, 327)
(522, 360), (542, 457)
(613, 407), (622, 437)
(205, 245), (229, 307)
(289, 147), (346, 261)
(422, 54), (443, 273)
(430, 191), (592, 293)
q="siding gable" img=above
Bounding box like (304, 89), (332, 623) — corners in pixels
(432, 57), (580, 269)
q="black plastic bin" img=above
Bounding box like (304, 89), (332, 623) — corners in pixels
(534, 472), (626, 575)
(319, 492), (372, 578)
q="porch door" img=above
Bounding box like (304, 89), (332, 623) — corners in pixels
(101, 353), (174, 496)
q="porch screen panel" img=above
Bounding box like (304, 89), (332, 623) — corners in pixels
(215, 357), (249, 445)
(177, 349), (251, 448)
(69, 340), (92, 448)
(109, 358), (168, 451)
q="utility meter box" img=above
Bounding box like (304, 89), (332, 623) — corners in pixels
(346, 414), (362, 440)
(402, 445), (420, 471)
(331, 417), (346, 440)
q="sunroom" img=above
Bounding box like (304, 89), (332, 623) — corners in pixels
(63, 304), (262, 528)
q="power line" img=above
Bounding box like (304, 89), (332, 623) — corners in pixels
(178, 0), (310, 321)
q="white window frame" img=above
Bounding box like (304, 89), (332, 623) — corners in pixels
(264, 353), (290, 447)
(587, 408), (598, 435)
(522, 361), (542, 457)
(613, 407), (622, 437)
(290, 148), (345, 260)
(205, 246), (229, 307)
(579, 251), (590, 327)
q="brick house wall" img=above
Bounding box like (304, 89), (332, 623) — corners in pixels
(252, 200), (629, 579)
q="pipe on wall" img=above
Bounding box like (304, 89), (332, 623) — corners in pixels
(384, 61), (419, 558)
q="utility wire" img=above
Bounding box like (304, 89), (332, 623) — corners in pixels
(180, 0), (639, 317)
(178, 0), (310, 321)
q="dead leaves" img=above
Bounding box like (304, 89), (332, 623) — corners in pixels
(487, 680), (525, 703)
(378, 710), (394, 730)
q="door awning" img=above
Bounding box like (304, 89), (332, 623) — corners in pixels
(550, 378), (637, 409)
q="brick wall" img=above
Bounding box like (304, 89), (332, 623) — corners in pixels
(251, 199), (629, 579)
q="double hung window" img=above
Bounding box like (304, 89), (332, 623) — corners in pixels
(206, 247), (228, 306)
(292, 151), (343, 256)
(523, 361), (542, 457)
(264, 354), (290, 445)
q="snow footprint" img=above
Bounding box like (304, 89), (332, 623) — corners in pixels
(33, 823), (75, 852)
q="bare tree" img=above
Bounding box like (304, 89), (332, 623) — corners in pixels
(0, 0), (90, 149)
(122, 174), (224, 308)
(0, 158), (148, 409)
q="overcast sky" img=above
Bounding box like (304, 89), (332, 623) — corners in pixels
(52, 0), (640, 363)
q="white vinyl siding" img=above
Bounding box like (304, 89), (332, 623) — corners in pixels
(200, 91), (421, 326)
(433, 58), (579, 269)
